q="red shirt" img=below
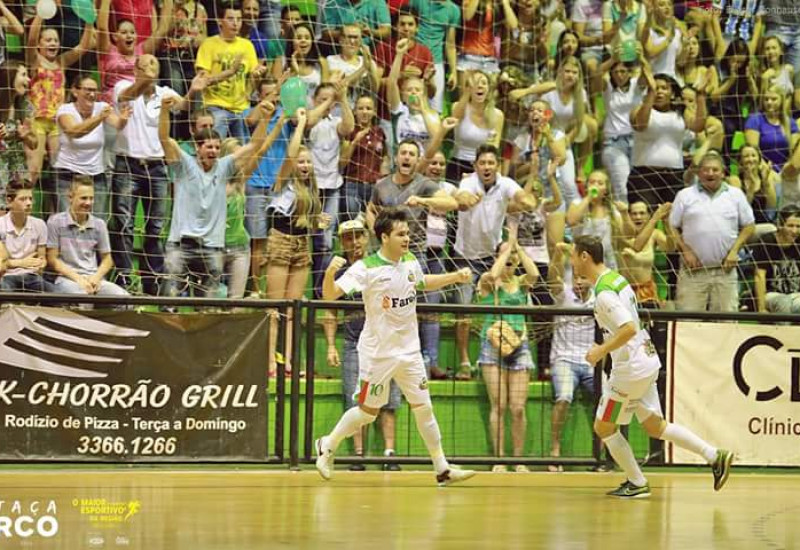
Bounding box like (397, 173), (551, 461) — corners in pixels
(112, 0), (154, 42)
(374, 38), (434, 79)
(388, 0), (409, 16)
(374, 38), (433, 120)
(461, 4), (496, 58)
(344, 125), (387, 185)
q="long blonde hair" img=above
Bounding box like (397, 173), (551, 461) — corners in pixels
(293, 146), (322, 230)
(556, 56), (586, 137)
(467, 70), (498, 129)
(761, 85), (792, 144)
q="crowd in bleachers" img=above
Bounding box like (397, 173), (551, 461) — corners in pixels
(2, 0), (800, 469)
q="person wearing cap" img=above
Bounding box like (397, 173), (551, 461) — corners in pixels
(323, 218), (403, 471)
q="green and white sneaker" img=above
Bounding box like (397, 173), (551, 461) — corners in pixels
(606, 480), (651, 499)
(711, 449), (734, 491)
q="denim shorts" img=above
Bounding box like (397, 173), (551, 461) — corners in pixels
(478, 339), (535, 371)
(550, 359), (595, 403)
(457, 54), (500, 74)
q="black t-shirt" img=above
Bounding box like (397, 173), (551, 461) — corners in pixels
(750, 232), (800, 294)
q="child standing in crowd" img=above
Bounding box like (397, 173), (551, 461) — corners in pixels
(25, 16), (94, 190)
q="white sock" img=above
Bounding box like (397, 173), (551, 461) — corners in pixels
(412, 404), (449, 474)
(325, 407), (376, 453)
(602, 431), (647, 487)
(661, 423), (717, 463)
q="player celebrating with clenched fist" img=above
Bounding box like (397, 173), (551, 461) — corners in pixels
(317, 208), (475, 486)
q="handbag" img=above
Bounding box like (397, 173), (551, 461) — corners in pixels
(487, 287), (522, 358)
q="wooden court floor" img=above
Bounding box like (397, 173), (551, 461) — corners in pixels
(0, 468), (796, 549)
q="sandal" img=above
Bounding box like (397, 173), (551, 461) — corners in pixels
(455, 362), (473, 381)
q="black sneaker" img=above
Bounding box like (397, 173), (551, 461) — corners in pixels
(606, 480), (651, 499)
(711, 449), (734, 491)
(383, 451), (401, 471)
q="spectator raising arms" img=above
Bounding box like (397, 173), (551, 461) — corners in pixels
(476, 237), (539, 473)
(25, 16), (94, 189)
(0, 61), (35, 210)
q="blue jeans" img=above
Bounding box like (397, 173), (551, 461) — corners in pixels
(0, 273), (50, 292)
(110, 155), (169, 295)
(419, 250), (446, 370)
(56, 169), (109, 221)
(340, 180), (372, 221)
(311, 188), (340, 298)
(601, 134), (633, 204)
(208, 106), (248, 142)
(258, 0), (281, 40)
(164, 240), (224, 298)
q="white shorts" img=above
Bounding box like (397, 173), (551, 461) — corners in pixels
(356, 351), (430, 409)
(595, 371), (662, 426)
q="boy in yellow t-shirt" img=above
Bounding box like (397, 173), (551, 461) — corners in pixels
(195, 2), (261, 140)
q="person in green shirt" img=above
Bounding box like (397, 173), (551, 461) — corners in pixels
(476, 237), (539, 473)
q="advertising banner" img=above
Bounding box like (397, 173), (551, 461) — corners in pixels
(668, 321), (800, 466)
(0, 306), (269, 461)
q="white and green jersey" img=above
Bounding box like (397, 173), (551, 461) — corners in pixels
(336, 251), (426, 359)
(593, 269), (660, 380)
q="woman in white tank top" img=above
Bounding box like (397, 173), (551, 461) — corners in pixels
(273, 23), (327, 107)
(540, 56), (598, 198)
(448, 71), (504, 181)
(644, 0), (684, 80)
(593, 52), (647, 204)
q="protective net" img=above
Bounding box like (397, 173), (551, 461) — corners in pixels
(1, 0), (800, 466)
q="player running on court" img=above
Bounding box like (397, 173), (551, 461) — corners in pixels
(317, 208), (476, 486)
(571, 235), (733, 498)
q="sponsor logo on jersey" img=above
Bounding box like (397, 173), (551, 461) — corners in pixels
(381, 293), (418, 310)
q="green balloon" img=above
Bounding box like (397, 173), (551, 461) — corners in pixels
(71, 0), (97, 24)
(280, 77), (307, 116)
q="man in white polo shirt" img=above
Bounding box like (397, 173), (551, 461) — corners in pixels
(111, 54), (206, 296)
(670, 151), (755, 312)
(0, 181), (49, 292)
(450, 144), (538, 378)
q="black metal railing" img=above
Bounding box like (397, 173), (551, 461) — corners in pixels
(2, 293), (798, 467)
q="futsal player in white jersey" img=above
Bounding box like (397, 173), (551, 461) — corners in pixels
(317, 208), (476, 486)
(570, 235), (733, 498)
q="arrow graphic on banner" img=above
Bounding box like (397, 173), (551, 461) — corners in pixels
(0, 306), (150, 378)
